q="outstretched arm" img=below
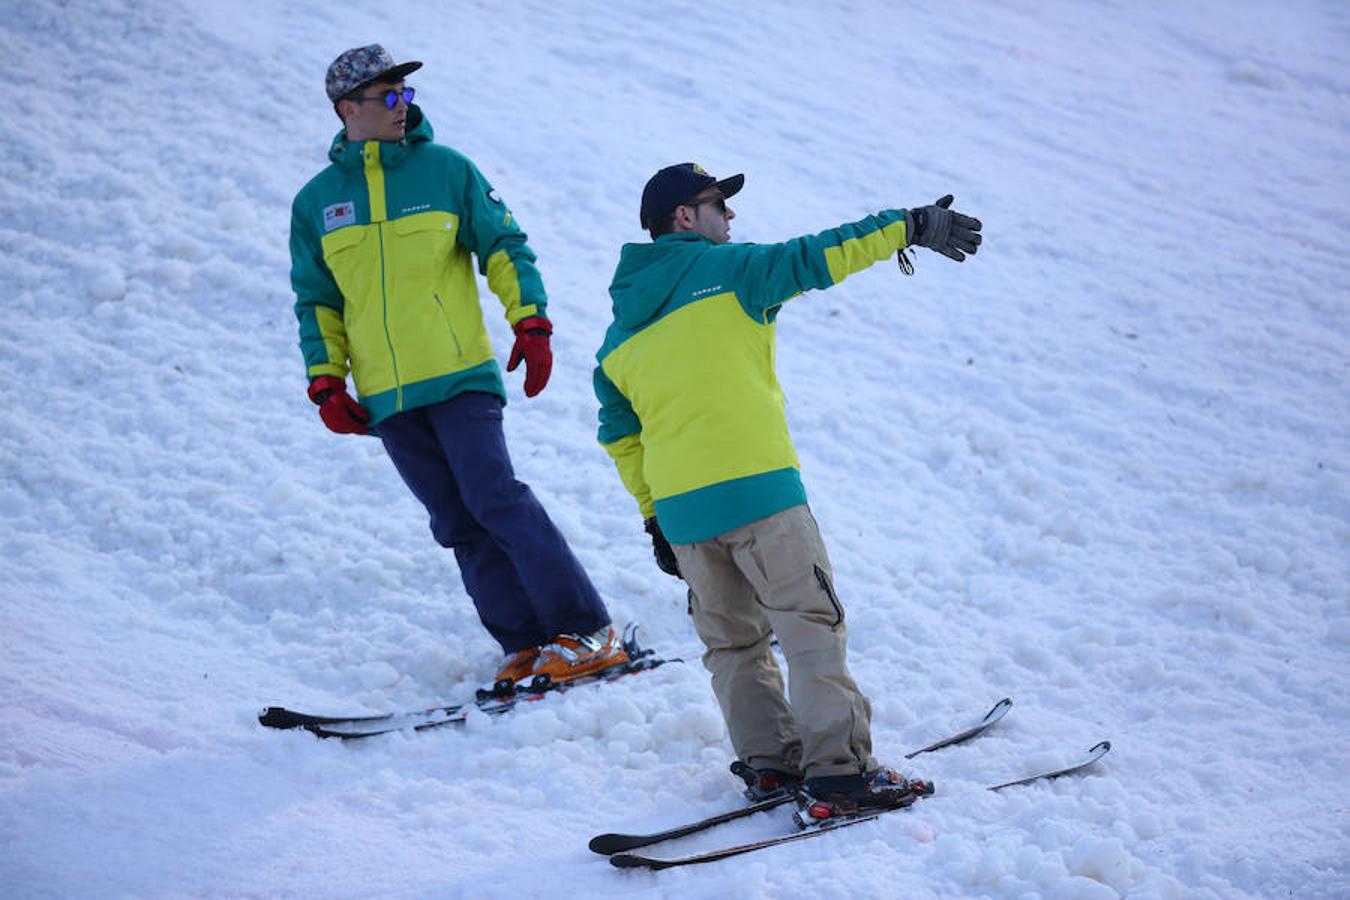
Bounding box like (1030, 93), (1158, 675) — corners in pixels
(734, 197), (982, 320)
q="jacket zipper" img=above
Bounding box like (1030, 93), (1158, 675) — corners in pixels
(377, 222), (403, 411)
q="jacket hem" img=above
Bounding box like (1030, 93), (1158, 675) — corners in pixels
(361, 362), (506, 425)
(655, 468), (808, 544)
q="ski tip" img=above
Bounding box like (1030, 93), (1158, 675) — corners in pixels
(985, 741), (1113, 792)
(258, 707), (299, 729)
(609, 853), (665, 870)
(588, 834), (629, 855)
(903, 697), (1012, 759)
(973, 697), (1014, 730)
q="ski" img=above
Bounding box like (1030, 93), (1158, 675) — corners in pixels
(905, 697), (1012, 758)
(604, 738), (1112, 871)
(259, 624), (677, 739)
(590, 698), (1008, 857)
(262, 694), (512, 739)
(608, 809), (893, 870)
(591, 700), (1110, 869)
(987, 740), (1111, 791)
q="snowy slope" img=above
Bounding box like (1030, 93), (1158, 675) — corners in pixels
(2, 0), (1348, 897)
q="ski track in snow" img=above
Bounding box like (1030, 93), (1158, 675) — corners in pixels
(2, 1), (1348, 897)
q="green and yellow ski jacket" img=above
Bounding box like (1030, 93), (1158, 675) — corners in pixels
(290, 105), (545, 425)
(594, 212), (911, 544)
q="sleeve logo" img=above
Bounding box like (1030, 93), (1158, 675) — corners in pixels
(323, 202), (356, 231)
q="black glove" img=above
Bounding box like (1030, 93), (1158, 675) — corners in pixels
(644, 517), (681, 578)
(907, 194), (982, 262)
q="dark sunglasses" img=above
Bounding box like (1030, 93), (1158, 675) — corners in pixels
(350, 86), (415, 109)
(682, 195), (727, 214)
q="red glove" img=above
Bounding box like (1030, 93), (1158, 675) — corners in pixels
(307, 376), (370, 435)
(506, 315), (553, 397)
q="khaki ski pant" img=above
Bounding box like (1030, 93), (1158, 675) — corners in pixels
(672, 504), (876, 779)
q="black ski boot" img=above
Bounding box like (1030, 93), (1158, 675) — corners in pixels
(793, 766), (934, 826)
(729, 761), (805, 802)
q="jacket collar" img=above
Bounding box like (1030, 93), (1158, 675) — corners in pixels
(327, 104), (433, 169)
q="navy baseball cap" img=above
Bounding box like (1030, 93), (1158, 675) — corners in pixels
(639, 163), (744, 229)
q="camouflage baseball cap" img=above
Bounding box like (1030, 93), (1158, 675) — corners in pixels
(325, 44), (422, 102)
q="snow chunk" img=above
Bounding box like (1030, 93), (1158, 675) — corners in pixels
(1048, 875), (1119, 900)
(615, 567), (651, 596)
(967, 422), (1012, 459)
(1130, 811), (1163, 840)
(155, 258), (193, 293)
(1067, 836), (1133, 887)
(355, 660), (401, 691)
(89, 265), (126, 302)
(505, 708), (564, 745)
(217, 200), (254, 231)
(1232, 541), (1291, 576)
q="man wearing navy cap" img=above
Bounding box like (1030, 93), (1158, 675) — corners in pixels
(289, 45), (626, 692)
(594, 163), (981, 817)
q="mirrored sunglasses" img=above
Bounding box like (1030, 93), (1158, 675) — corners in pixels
(351, 86), (415, 109)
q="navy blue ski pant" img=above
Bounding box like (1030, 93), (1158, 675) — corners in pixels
(377, 392), (609, 653)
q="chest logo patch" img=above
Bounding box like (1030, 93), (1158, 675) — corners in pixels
(323, 202), (356, 232)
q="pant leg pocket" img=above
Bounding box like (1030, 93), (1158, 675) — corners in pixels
(812, 564), (845, 628)
(734, 512), (844, 628)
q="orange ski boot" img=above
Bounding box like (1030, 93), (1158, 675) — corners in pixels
(478, 646), (541, 698)
(528, 625), (629, 689)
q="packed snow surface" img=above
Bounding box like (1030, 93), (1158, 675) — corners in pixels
(2, 1), (1348, 897)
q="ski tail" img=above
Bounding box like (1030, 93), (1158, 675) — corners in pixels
(258, 706), (403, 730)
(608, 809), (889, 869)
(588, 794), (793, 855)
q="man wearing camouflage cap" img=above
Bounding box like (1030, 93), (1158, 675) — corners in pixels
(288, 45), (626, 691)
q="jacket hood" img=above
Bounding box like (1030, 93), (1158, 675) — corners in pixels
(327, 103), (433, 166)
(607, 233), (710, 329)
